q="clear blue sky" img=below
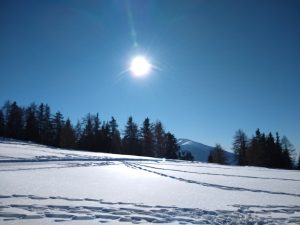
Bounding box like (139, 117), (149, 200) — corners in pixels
(1, 0), (299, 152)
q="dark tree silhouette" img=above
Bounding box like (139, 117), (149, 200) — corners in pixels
(79, 113), (95, 150)
(153, 121), (166, 157)
(281, 136), (294, 169)
(122, 116), (140, 155)
(140, 118), (154, 157)
(0, 101), (184, 159)
(232, 129), (248, 166)
(1, 100), (296, 168)
(60, 118), (76, 149)
(0, 110), (5, 137)
(179, 150), (194, 161)
(247, 129), (264, 166)
(37, 104), (53, 145)
(297, 155), (300, 170)
(53, 111), (64, 147)
(208, 144), (227, 165)
(6, 101), (23, 139)
(109, 117), (121, 154)
(165, 132), (179, 159)
(24, 103), (39, 142)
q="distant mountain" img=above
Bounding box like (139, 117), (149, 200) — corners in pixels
(178, 138), (235, 164)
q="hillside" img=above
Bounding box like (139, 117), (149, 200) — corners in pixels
(178, 138), (235, 163)
(0, 140), (300, 224)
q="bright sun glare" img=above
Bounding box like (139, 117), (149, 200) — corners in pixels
(130, 56), (151, 77)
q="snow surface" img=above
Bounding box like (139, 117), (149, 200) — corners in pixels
(0, 140), (300, 224)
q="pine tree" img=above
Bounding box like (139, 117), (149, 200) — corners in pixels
(208, 144), (227, 165)
(37, 103), (45, 143)
(44, 105), (54, 145)
(60, 118), (76, 149)
(297, 155), (300, 170)
(74, 120), (82, 148)
(208, 152), (213, 163)
(165, 132), (179, 159)
(37, 103), (53, 145)
(79, 113), (94, 150)
(140, 118), (154, 157)
(0, 110), (5, 137)
(109, 117), (121, 154)
(1, 101), (12, 137)
(153, 121), (166, 157)
(232, 129), (248, 166)
(6, 101), (23, 139)
(100, 122), (112, 153)
(53, 111), (64, 147)
(122, 116), (140, 155)
(92, 113), (101, 151)
(264, 132), (276, 168)
(247, 129), (264, 166)
(179, 150), (194, 161)
(24, 103), (39, 142)
(281, 136), (294, 169)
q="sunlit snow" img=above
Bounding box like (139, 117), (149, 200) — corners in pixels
(0, 140), (300, 224)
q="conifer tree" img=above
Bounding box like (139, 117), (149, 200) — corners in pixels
(208, 152), (213, 163)
(165, 132), (179, 159)
(179, 150), (194, 161)
(140, 118), (154, 157)
(37, 103), (45, 143)
(109, 117), (121, 154)
(281, 136), (294, 169)
(122, 116), (140, 155)
(74, 121), (82, 148)
(153, 121), (166, 157)
(24, 103), (39, 142)
(208, 144), (227, 165)
(53, 111), (64, 147)
(232, 129), (248, 166)
(44, 105), (54, 145)
(92, 113), (101, 150)
(247, 129), (264, 166)
(264, 132), (276, 168)
(37, 103), (53, 145)
(79, 113), (94, 150)
(60, 118), (76, 149)
(297, 155), (300, 170)
(0, 110), (5, 137)
(6, 101), (23, 139)
(100, 122), (112, 153)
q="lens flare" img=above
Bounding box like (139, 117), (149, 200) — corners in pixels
(130, 56), (151, 77)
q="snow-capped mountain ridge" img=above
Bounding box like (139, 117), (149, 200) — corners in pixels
(178, 138), (235, 163)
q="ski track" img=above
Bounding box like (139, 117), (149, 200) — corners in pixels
(0, 194), (299, 224)
(126, 163), (300, 198)
(1, 142), (300, 224)
(134, 163), (300, 182)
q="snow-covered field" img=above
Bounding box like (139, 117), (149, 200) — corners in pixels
(0, 140), (300, 224)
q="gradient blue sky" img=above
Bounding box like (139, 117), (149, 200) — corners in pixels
(1, 0), (299, 152)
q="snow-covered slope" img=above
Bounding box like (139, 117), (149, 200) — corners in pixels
(178, 138), (235, 163)
(1, 140), (300, 224)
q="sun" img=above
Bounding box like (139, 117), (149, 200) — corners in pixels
(130, 56), (151, 77)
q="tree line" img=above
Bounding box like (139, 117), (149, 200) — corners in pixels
(232, 129), (298, 169)
(0, 101), (186, 160)
(208, 129), (299, 170)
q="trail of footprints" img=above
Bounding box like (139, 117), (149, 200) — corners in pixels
(1, 194), (299, 224)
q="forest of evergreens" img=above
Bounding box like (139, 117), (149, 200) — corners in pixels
(232, 129), (297, 169)
(208, 129), (299, 170)
(0, 101), (187, 160)
(0, 100), (299, 169)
